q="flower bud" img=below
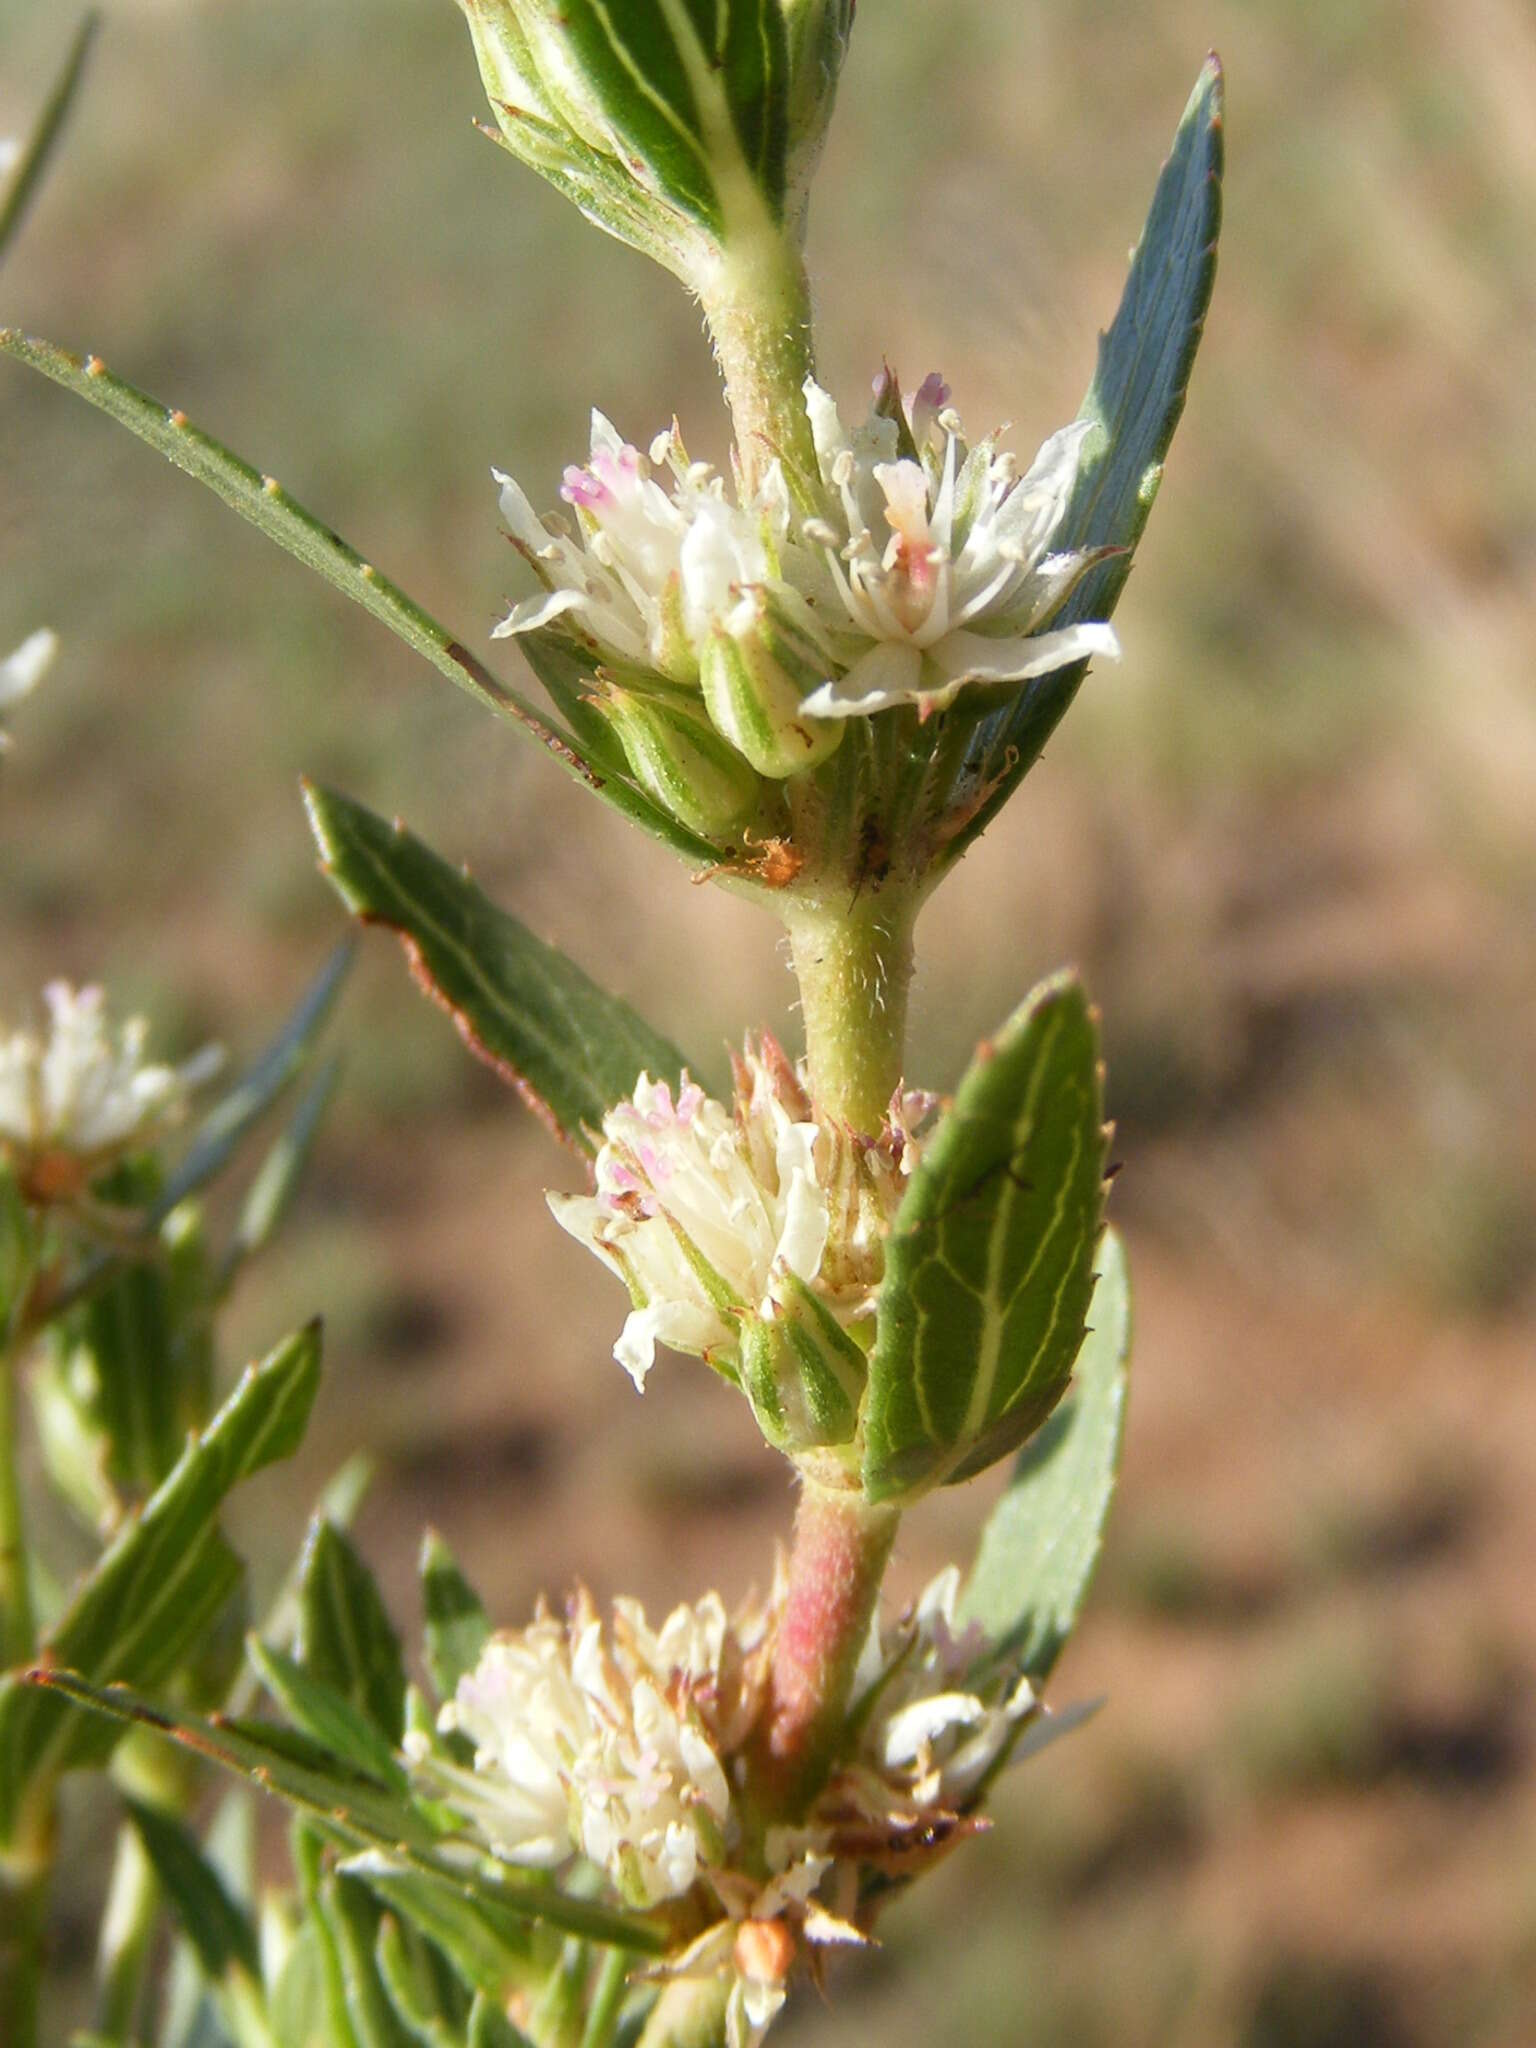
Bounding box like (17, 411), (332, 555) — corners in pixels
(740, 1268), (864, 1454)
(597, 685), (763, 841)
(699, 608), (842, 780)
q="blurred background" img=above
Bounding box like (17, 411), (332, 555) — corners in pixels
(3, 0), (1535, 2041)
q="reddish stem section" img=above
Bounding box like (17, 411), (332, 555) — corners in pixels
(759, 1479), (898, 1809)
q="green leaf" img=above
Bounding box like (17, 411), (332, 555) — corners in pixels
(0, 1324), (321, 1845)
(304, 782), (697, 1151)
(246, 1638), (409, 1794)
(468, 1994), (535, 2048)
(23, 1671), (669, 1954)
(297, 1520), (407, 1746)
(124, 1798), (261, 1989)
(348, 1865), (535, 2002)
(419, 1533), (490, 1703)
(959, 1230), (1132, 1681)
(0, 13), (99, 266)
(861, 975), (1107, 1503)
(0, 330), (719, 866)
(324, 1875), (418, 2048)
(374, 1916), (467, 2048)
(941, 56), (1224, 868)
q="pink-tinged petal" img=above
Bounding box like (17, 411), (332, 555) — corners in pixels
(800, 640), (924, 719)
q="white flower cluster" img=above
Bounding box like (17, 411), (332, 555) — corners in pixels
(409, 1588), (768, 1910)
(852, 1565), (1036, 1810)
(490, 369), (1117, 764)
(0, 983), (212, 1194)
(0, 629), (57, 750)
(547, 1039), (926, 1390)
(407, 1565), (1053, 2046)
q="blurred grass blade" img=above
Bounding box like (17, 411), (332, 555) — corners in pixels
(0, 328), (721, 862)
(22, 1671), (669, 1952)
(959, 1230), (1132, 1681)
(123, 1799), (269, 2036)
(157, 942), (353, 1224)
(0, 1323), (321, 1845)
(305, 781), (698, 1152)
(942, 56), (1224, 868)
(324, 1874), (418, 2048)
(220, 1053), (340, 1287)
(861, 975), (1107, 1503)
(0, 13), (99, 267)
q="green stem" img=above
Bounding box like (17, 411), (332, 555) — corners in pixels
(754, 1477), (898, 1814)
(0, 1329), (50, 2048)
(0, 1333), (34, 1669)
(695, 231), (819, 502)
(578, 1947), (631, 2048)
(636, 1974), (730, 2048)
(785, 886), (917, 1132)
(0, 1864), (48, 2048)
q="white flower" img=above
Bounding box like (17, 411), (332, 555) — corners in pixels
(0, 628), (57, 747)
(0, 983), (215, 1194)
(794, 372), (1120, 719)
(547, 1040), (923, 1390)
(0, 138), (20, 182)
(408, 1587), (771, 1910)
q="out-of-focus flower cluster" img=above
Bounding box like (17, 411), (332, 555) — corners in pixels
(547, 1035), (931, 1405)
(409, 1568), (1044, 2046)
(0, 982), (215, 1201)
(0, 628), (57, 751)
(491, 372), (1118, 835)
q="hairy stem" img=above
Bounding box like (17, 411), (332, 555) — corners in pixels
(785, 887), (917, 1132)
(696, 231), (819, 502)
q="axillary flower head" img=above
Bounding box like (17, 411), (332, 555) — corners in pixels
(548, 1040), (930, 1453)
(488, 373), (1119, 844)
(0, 983), (216, 1203)
(407, 1586), (771, 1910)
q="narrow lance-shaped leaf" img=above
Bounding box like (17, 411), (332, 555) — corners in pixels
(19, 1670), (671, 1953)
(123, 1798), (263, 2000)
(420, 1532), (490, 1703)
(0, 329), (722, 864)
(942, 56), (1224, 868)
(861, 975), (1108, 1504)
(0, 1323), (322, 1846)
(297, 1518), (407, 1745)
(959, 1229), (1132, 1682)
(246, 1637), (409, 1796)
(0, 13), (99, 266)
(305, 782), (699, 1152)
